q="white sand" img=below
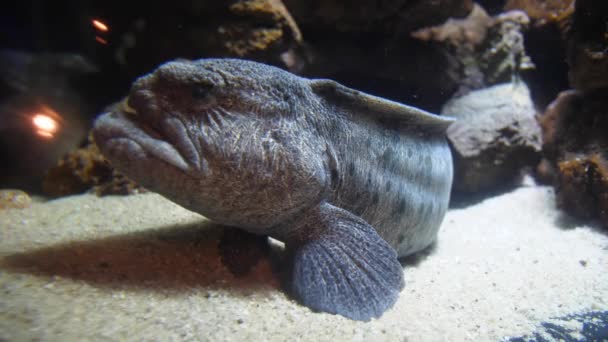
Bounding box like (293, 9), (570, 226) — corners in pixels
(1, 185), (607, 341)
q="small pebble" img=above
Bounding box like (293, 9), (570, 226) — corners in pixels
(0, 189), (32, 210)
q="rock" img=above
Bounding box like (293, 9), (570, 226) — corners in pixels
(281, 2), (533, 112)
(443, 82), (542, 193)
(538, 90), (608, 228)
(535, 158), (557, 185)
(504, 0), (574, 27)
(566, 0), (608, 92)
(538, 90), (580, 162)
(475, 1), (574, 111)
(284, 0), (473, 34)
(417, 4), (546, 198)
(0, 189), (32, 210)
(481, 10), (535, 84)
(412, 4), (534, 97)
(43, 133), (145, 197)
(275, 0), (475, 111)
(219, 0), (303, 64)
(535, 0), (608, 229)
(105, 0), (304, 78)
(410, 4), (492, 48)
(516, 23), (570, 110)
(556, 155), (608, 227)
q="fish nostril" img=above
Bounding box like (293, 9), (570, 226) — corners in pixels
(127, 88), (155, 114)
(120, 97), (137, 115)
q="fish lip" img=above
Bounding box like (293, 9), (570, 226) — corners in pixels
(94, 104), (191, 173)
(116, 97), (164, 141)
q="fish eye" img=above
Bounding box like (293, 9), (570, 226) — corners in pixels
(191, 83), (214, 100)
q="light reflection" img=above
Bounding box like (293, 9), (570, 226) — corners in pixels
(92, 19), (109, 32)
(36, 130), (54, 138)
(30, 107), (62, 139)
(95, 36), (108, 45)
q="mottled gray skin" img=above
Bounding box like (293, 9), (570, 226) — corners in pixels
(93, 58), (454, 321)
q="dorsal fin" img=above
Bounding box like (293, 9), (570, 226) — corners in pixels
(310, 79), (454, 131)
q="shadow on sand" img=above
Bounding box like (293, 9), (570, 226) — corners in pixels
(1, 221), (282, 297)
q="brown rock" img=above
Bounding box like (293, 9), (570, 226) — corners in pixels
(556, 154), (608, 226)
(535, 158), (557, 185)
(411, 4), (492, 48)
(284, 0), (473, 34)
(540, 0), (608, 227)
(538, 90), (608, 228)
(269, 0), (476, 110)
(43, 133), (145, 197)
(535, 0), (608, 228)
(566, 0), (608, 92)
(88, 1), (475, 112)
(540, 91), (608, 161)
(504, 0), (574, 27)
(412, 4), (534, 97)
(107, 0), (304, 79)
(220, 0), (302, 58)
(499, 0), (573, 111)
(538, 90), (580, 160)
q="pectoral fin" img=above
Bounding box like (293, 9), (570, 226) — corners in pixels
(289, 202), (404, 321)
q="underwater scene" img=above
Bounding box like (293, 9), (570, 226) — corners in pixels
(1, 0), (607, 341)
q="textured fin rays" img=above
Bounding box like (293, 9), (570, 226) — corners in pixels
(290, 202), (404, 321)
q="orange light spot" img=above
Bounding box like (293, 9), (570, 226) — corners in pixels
(92, 19), (109, 32)
(32, 111), (61, 139)
(36, 130), (54, 138)
(95, 36), (108, 45)
(33, 114), (58, 132)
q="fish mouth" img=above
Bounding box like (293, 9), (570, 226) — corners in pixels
(93, 97), (191, 173)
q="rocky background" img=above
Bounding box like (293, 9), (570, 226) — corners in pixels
(1, 0), (606, 229)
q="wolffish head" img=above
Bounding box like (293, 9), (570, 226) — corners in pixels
(93, 59), (328, 230)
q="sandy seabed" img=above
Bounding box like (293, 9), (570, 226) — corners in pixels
(1, 185), (607, 341)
